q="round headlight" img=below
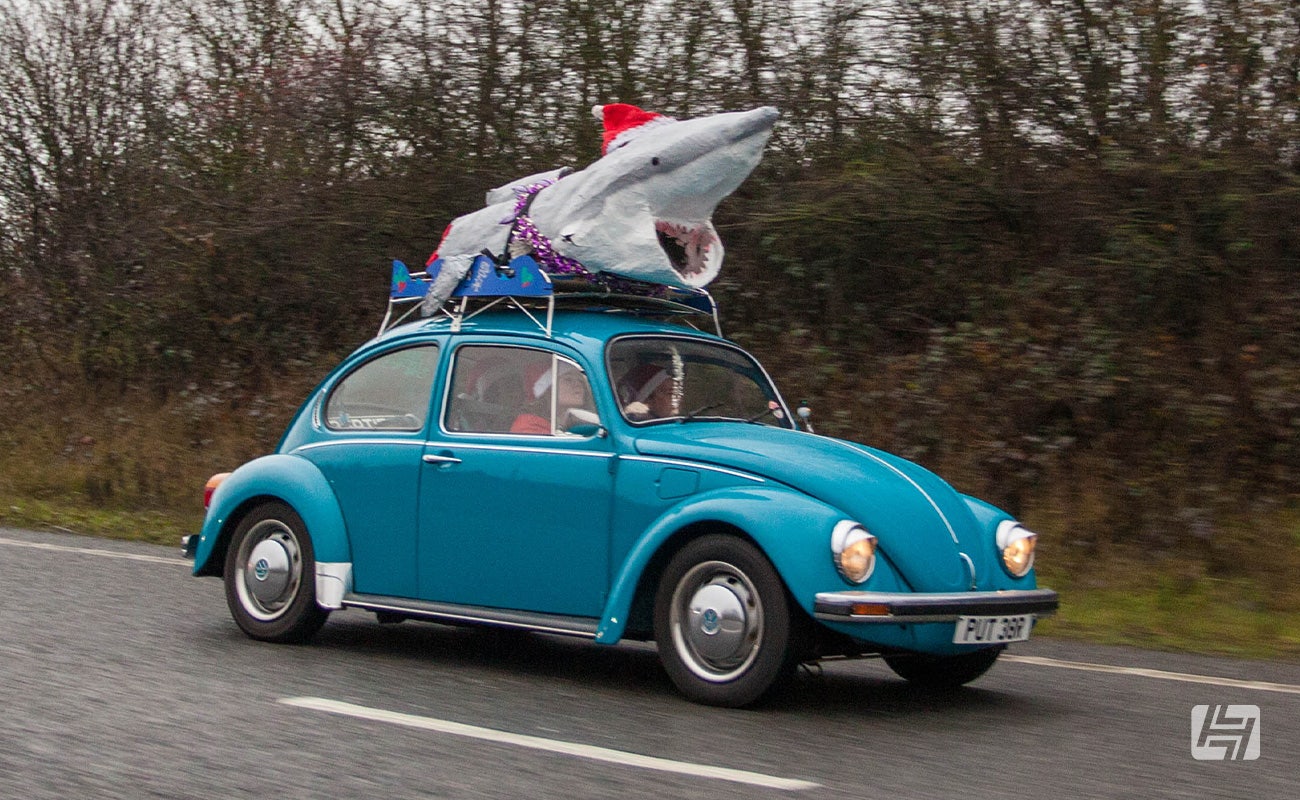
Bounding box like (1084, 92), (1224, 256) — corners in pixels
(995, 520), (1037, 577)
(831, 521), (877, 584)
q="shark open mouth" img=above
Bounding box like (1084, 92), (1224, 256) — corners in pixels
(655, 220), (718, 281)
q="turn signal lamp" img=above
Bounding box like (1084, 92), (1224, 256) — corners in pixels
(850, 602), (891, 617)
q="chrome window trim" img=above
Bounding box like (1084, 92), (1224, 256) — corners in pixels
(439, 342), (600, 439)
(604, 333), (795, 430)
(319, 343), (441, 433)
(437, 428), (606, 443)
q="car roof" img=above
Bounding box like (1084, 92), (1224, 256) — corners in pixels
(372, 307), (726, 353)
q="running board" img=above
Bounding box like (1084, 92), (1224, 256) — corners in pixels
(341, 594), (601, 639)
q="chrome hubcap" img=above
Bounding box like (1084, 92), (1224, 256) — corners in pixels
(236, 520), (303, 622)
(670, 561), (763, 682)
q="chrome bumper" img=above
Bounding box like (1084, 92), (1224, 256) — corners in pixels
(813, 588), (1059, 623)
(181, 534), (198, 559)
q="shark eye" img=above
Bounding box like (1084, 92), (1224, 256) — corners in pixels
(651, 157), (661, 166)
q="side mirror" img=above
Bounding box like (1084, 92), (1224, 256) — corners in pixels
(796, 401), (815, 434)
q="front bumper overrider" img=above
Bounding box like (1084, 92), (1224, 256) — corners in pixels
(813, 588), (1059, 623)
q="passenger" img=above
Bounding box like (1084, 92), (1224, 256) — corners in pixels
(511, 363), (596, 434)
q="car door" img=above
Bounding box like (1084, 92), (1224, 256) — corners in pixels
(417, 342), (615, 618)
(298, 343), (441, 599)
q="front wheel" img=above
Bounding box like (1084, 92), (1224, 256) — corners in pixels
(884, 647), (1003, 689)
(223, 502), (329, 643)
(654, 535), (796, 707)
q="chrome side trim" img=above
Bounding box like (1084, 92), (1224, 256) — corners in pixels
(427, 441), (616, 459)
(813, 588), (1059, 623)
(619, 455), (766, 483)
(294, 438), (427, 454)
(341, 594), (601, 638)
(315, 562), (353, 610)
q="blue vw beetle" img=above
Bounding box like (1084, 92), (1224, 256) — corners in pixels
(187, 261), (1057, 707)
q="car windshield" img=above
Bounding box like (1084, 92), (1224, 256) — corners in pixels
(607, 337), (792, 427)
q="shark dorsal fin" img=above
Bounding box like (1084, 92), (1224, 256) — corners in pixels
(484, 167), (574, 206)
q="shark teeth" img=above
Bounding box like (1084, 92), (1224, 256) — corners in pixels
(655, 220), (717, 280)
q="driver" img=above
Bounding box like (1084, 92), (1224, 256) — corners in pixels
(617, 363), (674, 421)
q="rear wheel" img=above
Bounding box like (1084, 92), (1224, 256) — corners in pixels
(223, 502), (329, 643)
(884, 647), (1002, 688)
(653, 535), (795, 707)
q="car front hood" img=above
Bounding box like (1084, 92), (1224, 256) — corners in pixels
(632, 423), (992, 592)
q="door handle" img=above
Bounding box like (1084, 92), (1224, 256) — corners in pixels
(422, 453), (462, 466)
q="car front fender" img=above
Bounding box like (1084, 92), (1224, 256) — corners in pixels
(595, 485), (848, 644)
(191, 454), (351, 577)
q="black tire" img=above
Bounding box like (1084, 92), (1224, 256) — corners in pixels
(653, 535), (795, 707)
(884, 646), (1003, 689)
(223, 502), (329, 643)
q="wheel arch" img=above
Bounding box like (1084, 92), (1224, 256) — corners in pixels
(595, 485), (844, 644)
(195, 493), (277, 578)
(618, 519), (752, 640)
(192, 454), (351, 577)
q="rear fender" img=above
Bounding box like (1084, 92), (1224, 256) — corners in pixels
(191, 454), (350, 577)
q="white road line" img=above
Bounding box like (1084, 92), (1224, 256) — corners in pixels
(1003, 654), (1300, 696)
(279, 697), (821, 791)
(0, 536), (185, 566)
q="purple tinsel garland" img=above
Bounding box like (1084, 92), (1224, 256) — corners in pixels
(504, 181), (667, 298)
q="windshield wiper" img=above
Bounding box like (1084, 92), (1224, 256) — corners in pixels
(744, 401), (783, 425)
(679, 402), (723, 422)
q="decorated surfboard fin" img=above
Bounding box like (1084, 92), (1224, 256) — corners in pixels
(380, 255), (549, 332)
(420, 103), (779, 316)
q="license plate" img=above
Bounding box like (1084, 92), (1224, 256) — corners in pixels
(952, 614), (1033, 644)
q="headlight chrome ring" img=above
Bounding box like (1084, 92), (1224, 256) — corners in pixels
(831, 520), (877, 584)
(996, 520), (1038, 577)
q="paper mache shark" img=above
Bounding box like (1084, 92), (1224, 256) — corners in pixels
(422, 103), (779, 314)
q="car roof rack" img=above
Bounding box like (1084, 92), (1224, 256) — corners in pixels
(379, 256), (721, 338)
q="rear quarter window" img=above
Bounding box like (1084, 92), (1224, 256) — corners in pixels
(324, 345), (440, 431)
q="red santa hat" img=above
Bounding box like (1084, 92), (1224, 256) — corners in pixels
(594, 103), (676, 155)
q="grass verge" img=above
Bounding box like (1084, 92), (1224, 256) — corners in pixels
(0, 495), (203, 548)
(1033, 576), (1300, 661)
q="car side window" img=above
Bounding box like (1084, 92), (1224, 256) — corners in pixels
(446, 345), (599, 436)
(324, 345), (439, 431)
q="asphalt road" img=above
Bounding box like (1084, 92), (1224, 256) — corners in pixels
(1, 527), (1295, 799)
